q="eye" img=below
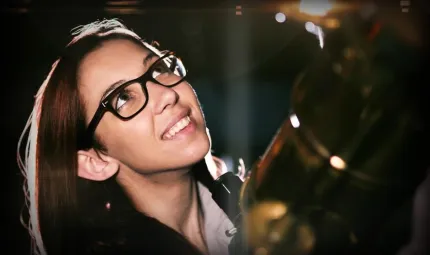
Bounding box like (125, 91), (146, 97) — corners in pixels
(112, 89), (133, 111)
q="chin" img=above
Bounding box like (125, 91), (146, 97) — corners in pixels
(178, 139), (210, 166)
(184, 148), (210, 165)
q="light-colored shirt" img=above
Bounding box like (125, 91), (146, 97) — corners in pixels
(198, 182), (235, 255)
(397, 170), (430, 255)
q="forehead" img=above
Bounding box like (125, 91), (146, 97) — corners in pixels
(77, 38), (151, 96)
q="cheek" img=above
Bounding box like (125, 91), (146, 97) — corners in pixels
(177, 83), (199, 103)
(98, 112), (155, 148)
(177, 84), (205, 119)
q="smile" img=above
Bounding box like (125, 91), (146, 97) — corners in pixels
(162, 116), (192, 139)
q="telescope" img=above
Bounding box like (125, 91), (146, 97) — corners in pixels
(225, 3), (428, 255)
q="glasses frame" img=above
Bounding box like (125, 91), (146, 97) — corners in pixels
(84, 51), (186, 148)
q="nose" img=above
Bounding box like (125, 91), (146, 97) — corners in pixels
(147, 81), (179, 115)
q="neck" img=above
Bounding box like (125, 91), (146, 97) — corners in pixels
(117, 167), (207, 252)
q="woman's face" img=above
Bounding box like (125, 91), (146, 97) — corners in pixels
(78, 38), (210, 173)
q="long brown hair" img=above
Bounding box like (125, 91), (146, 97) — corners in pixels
(18, 19), (161, 255)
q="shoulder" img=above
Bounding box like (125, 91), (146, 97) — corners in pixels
(79, 213), (203, 255)
(397, 170), (430, 255)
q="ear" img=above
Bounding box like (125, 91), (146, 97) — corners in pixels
(77, 149), (119, 181)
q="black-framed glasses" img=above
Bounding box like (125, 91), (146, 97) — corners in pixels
(84, 52), (187, 148)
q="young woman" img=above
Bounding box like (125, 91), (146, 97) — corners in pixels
(18, 19), (243, 255)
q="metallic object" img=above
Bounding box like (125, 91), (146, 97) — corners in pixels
(237, 5), (428, 255)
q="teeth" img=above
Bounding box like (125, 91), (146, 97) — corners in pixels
(164, 116), (191, 139)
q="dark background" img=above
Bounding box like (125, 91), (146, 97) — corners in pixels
(1, 1), (428, 254)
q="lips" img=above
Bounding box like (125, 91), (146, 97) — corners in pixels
(161, 108), (191, 139)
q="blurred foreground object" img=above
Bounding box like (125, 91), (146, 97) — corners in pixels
(236, 2), (429, 255)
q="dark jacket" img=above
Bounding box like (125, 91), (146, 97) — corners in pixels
(67, 160), (244, 255)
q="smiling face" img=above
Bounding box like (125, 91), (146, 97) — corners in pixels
(78, 38), (210, 173)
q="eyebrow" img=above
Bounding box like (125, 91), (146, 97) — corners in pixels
(100, 51), (159, 100)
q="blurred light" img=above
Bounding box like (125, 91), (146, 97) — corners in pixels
(350, 232), (358, 244)
(316, 26), (324, 48)
(290, 114), (300, 128)
(106, 1), (140, 5)
(305, 21), (315, 32)
(343, 48), (356, 59)
(237, 157), (246, 179)
(332, 63), (342, 74)
(255, 247), (268, 255)
(205, 152), (219, 179)
(305, 22), (325, 49)
(400, 0), (410, 13)
(330, 156), (346, 170)
(298, 225), (316, 252)
(221, 155), (234, 172)
(269, 231), (282, 242)
(275, 12), (287, 23)
(236, 5), (242, 15)
(299, 0), (333, 16)
(324, 18), (340, 29)
(104, 7), (143, 14)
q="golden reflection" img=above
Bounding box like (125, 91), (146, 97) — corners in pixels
(245, 200), (316, 254)
(255, 247), (268, 255)
(245, 201), (288, 248)
(324, 18), (340, 28)
(330, 155), (347, 170)
(299, 0), (333, 16)
(277, 1), (358, 28)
